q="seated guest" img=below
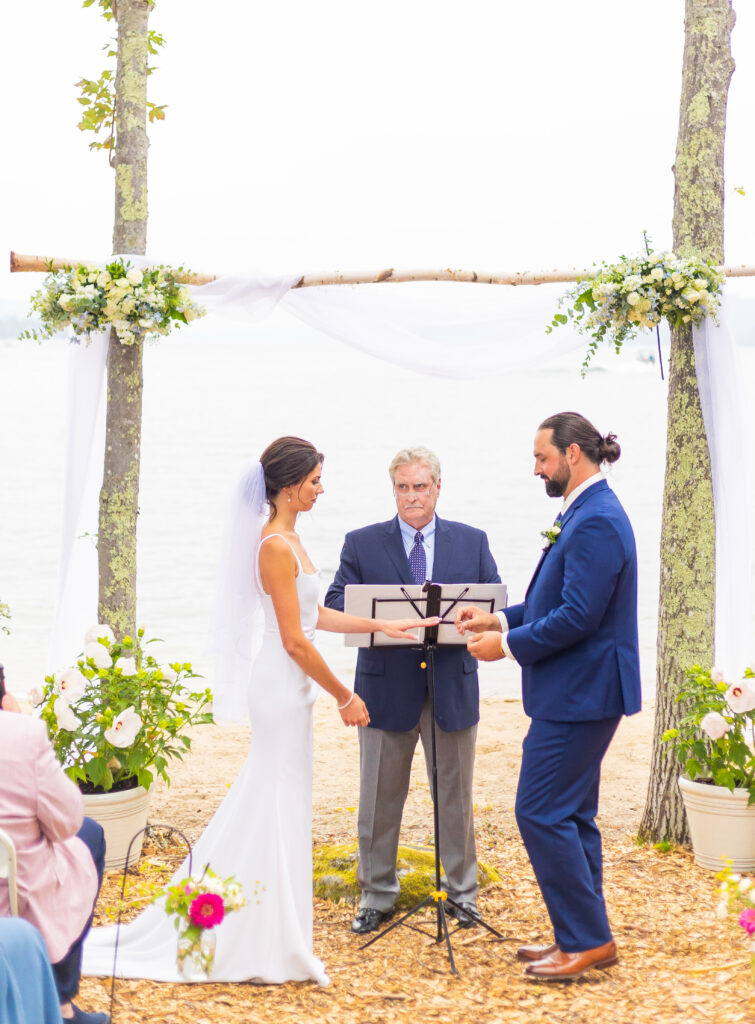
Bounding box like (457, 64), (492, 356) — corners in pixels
(0, 691), (109, 1024)
(0, 917), (65, 1024)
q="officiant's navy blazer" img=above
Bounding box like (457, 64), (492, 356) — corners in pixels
(324, 515), (500, 732)
(505, 478), (641, 721)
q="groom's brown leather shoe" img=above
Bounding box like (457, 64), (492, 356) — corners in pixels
(524, 940), (618, 981)
(517, 941), (559, 962)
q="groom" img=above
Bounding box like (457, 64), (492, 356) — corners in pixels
(458, 412), (641, 980)
(325, 446), (500, 933)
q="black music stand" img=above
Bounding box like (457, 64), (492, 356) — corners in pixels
(344, 580), (507, 975)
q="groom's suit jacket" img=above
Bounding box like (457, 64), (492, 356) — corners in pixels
(505, 478), (641, 721)
(325, 515), (500, 732)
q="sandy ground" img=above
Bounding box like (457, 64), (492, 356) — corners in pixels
(147, 693), (654, 849)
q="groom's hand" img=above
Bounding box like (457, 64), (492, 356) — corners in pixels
(455, 606), (501, 635)
(466, 630), (504, 662)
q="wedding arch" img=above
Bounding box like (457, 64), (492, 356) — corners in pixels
(9, 251), (754, 688)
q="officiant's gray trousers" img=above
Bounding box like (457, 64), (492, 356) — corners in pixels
(356, 694), (478, 911)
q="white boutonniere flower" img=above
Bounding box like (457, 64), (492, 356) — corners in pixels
(540, 522), (563, 549)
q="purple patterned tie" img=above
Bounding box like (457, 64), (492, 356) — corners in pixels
(409, 531), (426, 584)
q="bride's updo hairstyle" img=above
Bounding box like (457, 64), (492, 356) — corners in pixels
(260, 436), (325, 520)
(539, 412), (621, 466)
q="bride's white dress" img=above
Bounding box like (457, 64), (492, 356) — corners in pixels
(83, 535), (329, 985)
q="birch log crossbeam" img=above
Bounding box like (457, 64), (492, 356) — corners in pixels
(9, 251), (755, 287)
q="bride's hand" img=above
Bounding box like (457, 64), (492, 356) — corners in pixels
(339, 692), (370, 727)
(377, 616), (441, 642)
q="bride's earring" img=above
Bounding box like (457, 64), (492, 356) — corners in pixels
(287, 493), (292, 503)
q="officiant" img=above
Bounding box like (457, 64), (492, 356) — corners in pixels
(325, 446), (500, 933)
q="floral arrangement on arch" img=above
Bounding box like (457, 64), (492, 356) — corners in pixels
(32, 624), (214, 793)
(20, 258), (206, 346)
(547, 245), (724, 371)
(662, 665), (755, 804)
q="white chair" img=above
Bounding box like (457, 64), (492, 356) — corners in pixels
(0, 827), (19, 917)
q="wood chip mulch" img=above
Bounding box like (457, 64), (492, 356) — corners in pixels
(80, 822), (755, 1024)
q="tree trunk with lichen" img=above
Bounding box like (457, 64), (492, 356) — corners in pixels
(639, 0), (735, 843)
(97, 0), (151, 639)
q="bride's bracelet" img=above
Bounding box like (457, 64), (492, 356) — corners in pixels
(337, 692), (355, 711)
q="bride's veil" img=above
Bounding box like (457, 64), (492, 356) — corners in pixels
(209, 461), (268, 724)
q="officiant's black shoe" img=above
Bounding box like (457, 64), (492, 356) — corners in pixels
(446, 901), (480, 929)
(351, 907), (394, 934)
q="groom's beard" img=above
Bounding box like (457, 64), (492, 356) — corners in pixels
(542, 457), (571, 498)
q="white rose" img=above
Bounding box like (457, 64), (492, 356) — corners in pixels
(84, 642), (113, 669)
(161, 665), (179, 684)
(716, 901), (729, 919)
(115, 657), (137, 675)
(700, 711), (731, 740)
(711, 667), (726, 684)
(53, 668), (87, 700)
(104, 706), (142, 748)
(651, 267), (664, 281)
(626, 292), (640, 306)
(126, 268), (143, 285)
(96, 272), (111, 288)
(58, 294), (74, 311)
(85, 623), (115, 647)
(54, 696), (81, 732)
(115, 278), (131, 289)
(726, 679), (755, 714)
(624, 275), (642, 291)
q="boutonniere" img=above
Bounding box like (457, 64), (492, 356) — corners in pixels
(540, 522), (563, 550)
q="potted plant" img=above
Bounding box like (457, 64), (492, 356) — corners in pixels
(32, 625), (214, 869)
(663, 664), (755, 870)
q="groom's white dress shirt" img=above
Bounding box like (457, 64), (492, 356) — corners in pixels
(497, 472), (604, 661)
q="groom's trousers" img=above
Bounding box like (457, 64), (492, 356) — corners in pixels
(356, 692), (478, 912)
(515, 716), (621, 952)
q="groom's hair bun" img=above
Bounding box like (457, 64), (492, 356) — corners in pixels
(260, 436), (324, 519)
(539, 412), (621, 466)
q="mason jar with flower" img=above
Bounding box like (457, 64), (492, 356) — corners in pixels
(164, 868), (246, 981)
(663, 665), (755, 870)
(34, 625), (213, 868)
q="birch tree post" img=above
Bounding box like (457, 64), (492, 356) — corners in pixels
(99, 0), (151, 639)
(639, 0), (736, 842)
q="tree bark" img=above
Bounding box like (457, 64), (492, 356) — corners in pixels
(97, 0), (151, 639)
(639, 0), (735, 842)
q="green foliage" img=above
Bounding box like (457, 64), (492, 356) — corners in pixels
(662, 665), (755, 805)
(36, 627), (214, 794)
(0, 599), (10, 636)
(77, 0), (166, 155)
(547, 243), (724, 374)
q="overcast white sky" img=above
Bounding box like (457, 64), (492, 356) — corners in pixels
(2, 0), (754, 312)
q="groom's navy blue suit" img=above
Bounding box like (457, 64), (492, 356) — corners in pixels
(506, 478), (641, 952)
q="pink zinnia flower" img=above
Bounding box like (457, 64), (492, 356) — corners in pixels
(739, 908), (755, 936)
(189, 893), (225, 929)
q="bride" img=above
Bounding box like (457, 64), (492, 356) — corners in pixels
(83, 436), (434, 986)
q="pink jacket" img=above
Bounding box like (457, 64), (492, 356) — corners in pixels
(0, 714), (98, 963)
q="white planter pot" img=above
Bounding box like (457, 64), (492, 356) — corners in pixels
(83, 785), (150, 871)
(679, 774), (755, 871)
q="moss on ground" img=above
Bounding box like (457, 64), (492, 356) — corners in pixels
(312, 841), (500, 907)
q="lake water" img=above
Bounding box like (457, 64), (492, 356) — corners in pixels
(1, 317), (754, 699)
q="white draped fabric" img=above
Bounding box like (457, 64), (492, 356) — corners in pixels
(693, 311), (753, 678)
(47, 265), (751, 683)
